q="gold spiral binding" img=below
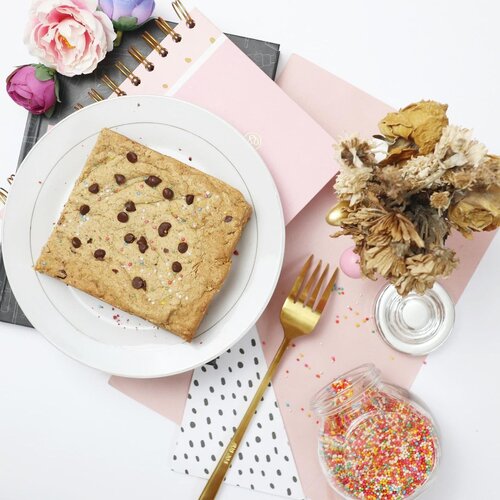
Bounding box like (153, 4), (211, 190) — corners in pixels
(128, 46), (154, 71)
(172, 0), (195, 28)
(142, 31), (168, 57)
(156, 17), (182, 42)
(0, 187), (7, 205)
(88, 88), (104, 102)
(115, 61), (141, 86)
(74, 103), (84, 110)
(102, 74), (127, 96)
(7, 174), (15, 185)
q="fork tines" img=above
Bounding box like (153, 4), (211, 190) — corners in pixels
(291, 255), (338, 312)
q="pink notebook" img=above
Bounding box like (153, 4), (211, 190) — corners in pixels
(111, 52), (497, 499)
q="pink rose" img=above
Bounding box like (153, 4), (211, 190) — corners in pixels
(6, 65), (58, 116)
(24, 0), (116, 77)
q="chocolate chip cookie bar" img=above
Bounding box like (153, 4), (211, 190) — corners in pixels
(35, 129), (252, 341)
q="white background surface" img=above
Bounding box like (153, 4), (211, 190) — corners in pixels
(1, 1), (499, 499)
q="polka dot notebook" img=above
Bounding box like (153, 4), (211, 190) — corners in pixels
(172, 328), (304, 499)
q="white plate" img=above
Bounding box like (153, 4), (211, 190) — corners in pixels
(3, 96), (284, 377)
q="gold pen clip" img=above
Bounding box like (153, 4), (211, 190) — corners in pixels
(128, 46), (154, 72)
(156, 17), (182, 42)
(141, 31), (168, 57)
(73, 103), (84, 110)
(115, 61), (141, 86)
(172, 0), (195, 28)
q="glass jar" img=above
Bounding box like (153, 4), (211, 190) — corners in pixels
(311, 364), (440, 499)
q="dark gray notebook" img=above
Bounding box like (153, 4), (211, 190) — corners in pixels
(0, 19), (280, 328)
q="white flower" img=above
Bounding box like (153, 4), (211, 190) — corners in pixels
(434, 125), (487, 169)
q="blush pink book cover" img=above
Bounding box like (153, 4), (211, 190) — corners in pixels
(109, 23), (497, 500)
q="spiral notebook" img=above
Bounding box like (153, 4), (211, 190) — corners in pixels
(0, 14), (280, 329)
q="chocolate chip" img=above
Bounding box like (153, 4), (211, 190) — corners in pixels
(79, 204), (90, 215)
(87, 238), (93, 244)
(172, 261), (182, 273)
(145, 175), (161, 187)
(224, 215), (233, 222)
(88, 183), (99, 194)
(158, 222), (172, 237)
(163, 187), (174, 200)
(94, 249), (106, 260)
(71, 237), (81, 248)
(163, 248), (169, 253)
(126, 152), (137, 163)
(124, 233), (136, 243)
(112, 269), (119, 274)
(132, 276), (146, 289)
(115, 174), (126, 185)
(137, 236), (148, 253)
(178, 242), (188, 253)
(185, 194), (194, 205)
(117, 212), (129, 223)
(124, 200), (136, 212)
(56, 269), (67, 279)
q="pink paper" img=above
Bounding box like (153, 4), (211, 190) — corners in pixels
(119, 11), (337, 225)
(110, 50), (497, 499)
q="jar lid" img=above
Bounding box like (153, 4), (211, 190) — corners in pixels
(374, 283), (455, 355)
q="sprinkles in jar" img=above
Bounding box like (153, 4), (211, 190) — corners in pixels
(311, 364), (440, 499)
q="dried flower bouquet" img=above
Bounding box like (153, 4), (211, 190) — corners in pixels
(329, 100), (500, 295)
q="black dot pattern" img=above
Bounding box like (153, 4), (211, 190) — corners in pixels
(170, 332), (303, 497)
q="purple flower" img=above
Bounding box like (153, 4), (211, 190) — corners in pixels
(99, 0), (155, 31)
(6, 65), (59, 116)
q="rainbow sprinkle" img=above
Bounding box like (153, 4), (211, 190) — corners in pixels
(319, 380), (438, 499)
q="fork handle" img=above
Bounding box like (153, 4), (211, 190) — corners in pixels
(198, 336), (290, 500)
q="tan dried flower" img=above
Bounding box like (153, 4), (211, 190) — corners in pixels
(331, 101), (498, 295)
(371, 212), (425, 247)
(430, 191), (451, 212)
(394, 246), (458, 295)
(378, 155), (444, 199)
(434, 125), (487, 169)
(449, 187), (500, 238)
(335, 135), (376, 169)
(473, 154), (500, 188)
(408, 205), (450, 247)
(360, 243), (407, 279)
(334, 135), (376, 205)
(442, 168), (475, 190)
(378, 100), (449, 155)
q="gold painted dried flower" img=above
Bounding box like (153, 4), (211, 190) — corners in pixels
(378, 100), (449, 155)
(449, 187), (500, 238)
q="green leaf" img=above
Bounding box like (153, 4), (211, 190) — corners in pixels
(34, 64), (55, 82)
(113, 16), (138, 31)
(54, 74), (61, 103)
(44, 104), (56, 119)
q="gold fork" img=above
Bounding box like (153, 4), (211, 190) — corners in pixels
(199, 255), (338, 500)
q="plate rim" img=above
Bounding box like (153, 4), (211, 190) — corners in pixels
(3, 95), (285, 377)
